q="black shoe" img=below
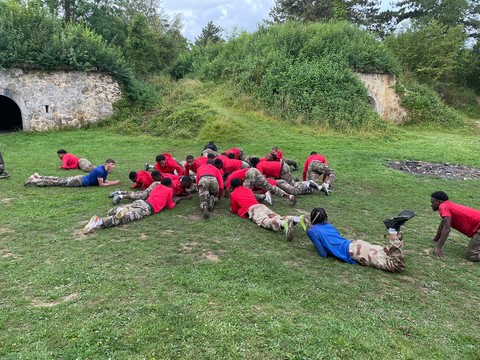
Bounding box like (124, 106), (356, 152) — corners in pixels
(0, 171), (11, 179)
(292, 166), (299, 171)
(201, 203), (210, 220)
(208, 195), (215, 212)
(383, 210), (415, 231)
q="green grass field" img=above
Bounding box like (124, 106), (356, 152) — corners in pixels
(1, 88), (480, 359)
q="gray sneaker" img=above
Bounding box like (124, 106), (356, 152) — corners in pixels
(201, 203), (210, 219)
(112, 194), (122, 205)
(285, 219), (294, 241)
(0, 171), (11, 179)
(109, 188), (121, 198)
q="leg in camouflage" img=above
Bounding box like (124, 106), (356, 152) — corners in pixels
(103, 200), (153, 228)
(28, 174), (83, 187)
(307, 160), (336, 185)
(280, 162), (293, 183)
(202, 148), (220, 158)
(78, 158), (94, 172)
(244, 168), (287, 198)
(276, 179), (311, 195)
(247, 204), (294, 232)
(198, 175), (219, 207)
(466, 229), (480, 262)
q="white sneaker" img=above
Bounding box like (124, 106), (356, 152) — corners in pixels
(83, 216), (103, 234)
(321, 183), (330, 196)
(288, 195), (297, 205)
(33, 173), (40, 178)
(265, 191), (273, 206)
(24, 175), (36, 186)
(308, 180), (320, 190)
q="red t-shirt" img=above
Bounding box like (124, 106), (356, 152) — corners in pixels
(439, 200), (480, 237)
(223, 158), (244, 173)
(145, 184), (176, 213)
(225, 148), (241, 159)
(61, 153), (80, 169)
(184, 156), (208, 174)
(226, 168), (249, 189)
(171, 178), (186, 196)
(303, 154), (328, 181)
(230, 186), (259, 218)
(196, 164), (224, 198)
(155, 153), (184, 176)
(133, 170), (154, 190)
(256, 161), (282, 178)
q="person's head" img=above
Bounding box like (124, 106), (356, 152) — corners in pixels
(151, 170), (162, 181)
(310, 208), (328, 225)
(223, 171), (231, 183)
(250, 157), (260, 167)
(105, 159), (116, 172)
(207, 153), (216, 159)
(227, 153), (235, 159)
(186, 155), (195, 165)
(57, 149), (67, 159)
(203, 141), (217, 152)
(310, 151), (318, 155)
(161, 177), (172, 187)
(230, 178), (242, 190)
(266, 153), (277, 161)
(180, 176), (192, 189)
(431, 191), (449, 211)
(156, 154), (166, 166)
(128, 171), (137, 182)
(214, 158), (223, 170)
(271, 146), (279, 153)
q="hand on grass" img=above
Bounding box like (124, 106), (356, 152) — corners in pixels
(434, 247), (443, 258)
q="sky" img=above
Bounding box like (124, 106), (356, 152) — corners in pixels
(163, 0), (276, 42)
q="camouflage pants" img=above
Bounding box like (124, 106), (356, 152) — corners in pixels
(466, 229), (480, 262)
(198, 175), (219, 207)
(280, 162), (293, 183)
(202, 149), (220, 158)
(117, 182), (163, 201)
(34, 174), (83, 187)
(78, 158), (94, 172)
(237, 148), (246, 161)
(247, 204), (293, 232)
(307, 160), (336, 185)
(244, 168), (287, 198)
(276, 179), (311, 195)
(104, 200), (153, 228)
(0, 150), (4, 172)
(349, 235), (405, 272)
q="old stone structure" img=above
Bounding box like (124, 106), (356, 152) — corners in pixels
(356, 72), (407, 124)
(0, 67), (121, 131)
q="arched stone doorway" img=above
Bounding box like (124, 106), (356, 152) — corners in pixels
(0, 95), (23, 131)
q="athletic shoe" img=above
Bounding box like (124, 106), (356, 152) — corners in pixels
(309, 180), (320, 190)
(144, 163), (151, 171)
(83, 215), (103, 234)
(109, 188), (121, 198)
(292, 165), (299, 171)
(208, 195), (215, 212)
(24, 175), (35, 186)
(299, 215), (309, 231)
(383, 210), (415, 231)
(288, 195), (297, 205)
(112, 194), (122, 205)
(285, 219), (294, 241)
(265, 191), (273, 206)
(320, 184), (330, 196)
(33, 173), (40, 178)
(0, 171), (11, 179)
(201, 203), (210, 219)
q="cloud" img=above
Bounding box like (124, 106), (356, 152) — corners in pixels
(163, 0), (275, 42)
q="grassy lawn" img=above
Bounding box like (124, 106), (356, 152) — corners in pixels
(1, 92), (480, 359)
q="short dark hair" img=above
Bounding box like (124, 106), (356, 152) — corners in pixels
(128, 171), (137, 181)
(431, 191), (449, 201)
(161, 177), (172, 187)
(186, 155), (194, 161)
(310, 151), (317, 155)
(310, 208), (328, 225)
(57, 149), (67, 154)
(223, 171), (231, 182)
(180, 176), (192, 187)
(250, 157), (260, 167)
(151, 170), (162, 181)
(203, 141), (218, 152)
(214, 159), (223, 169)
(227, 153), (235, 159)
(105, 158), (115, 164)
(156, 154), (166, 162)
(207, 153), (216, 159)
(230, 178), (242, 189)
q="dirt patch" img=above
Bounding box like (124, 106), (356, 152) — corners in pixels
(0, 226), (15, 235)
(202, 251), (221, 261)
(388, 161), (480, 180)
(1, 198), (12, 204)
(31, 292), (80, 307)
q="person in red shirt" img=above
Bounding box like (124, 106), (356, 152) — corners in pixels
(229, 178), (305, 241)
(57, 149), (94, 172)
(251, 157), (293, 184)
(83, 178), (181, 233)
(264, 146), (299, 170)
(184, 155), (208, 175)
(430, 191), (480, 261)
(129, 170), (154, 190)
(224, 147), (246, 160)
(196, 159), (224, 219)
(302, 151), (336, 195)
(217, 154), (249, 173)
(153, 153), (184, 176)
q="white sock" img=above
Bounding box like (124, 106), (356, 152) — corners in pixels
(278, 219), (285, 227)
(293, 216), (300, 222)
(388, 228), (397, 235)
(323, 183), (329, 189)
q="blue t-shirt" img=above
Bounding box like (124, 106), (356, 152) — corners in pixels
(81, 165), (108, 187)
(306, 223), (357, 264)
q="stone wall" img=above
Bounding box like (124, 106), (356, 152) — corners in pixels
(356, 72), (407, 124)
(0, 68), (122, 131)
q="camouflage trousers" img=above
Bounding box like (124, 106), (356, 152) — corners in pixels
(202, 149), (220, 158)
(104, 200), (153, 228)
(280, 162), (293, 183)
(349, 234), (405, 272)
(276, 179), (311, 195)
(78, 158), (94, 172)
(33, 174), (83, 187)
(466, 229), (480, 262)
(118, 182), (162, 201)
(244, 168), (287, 198)
(307, 160), (336, 185)
(198, 175), (219, 207)
(247, 204), (293, 232)
(0, 150), (4, 172)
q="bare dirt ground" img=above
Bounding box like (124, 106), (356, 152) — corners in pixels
(388, 161), (480, 180)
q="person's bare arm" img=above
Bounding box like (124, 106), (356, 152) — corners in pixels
(434, 216), (451, 258)
(97, 178), (120, 187)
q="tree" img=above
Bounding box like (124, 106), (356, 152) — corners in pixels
(195, 21), (224, 46)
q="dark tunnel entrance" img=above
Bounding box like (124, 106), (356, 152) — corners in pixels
(0, 95), (23, 132)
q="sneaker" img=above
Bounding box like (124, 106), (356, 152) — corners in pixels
(383, 210), (415, 231)
(112, 194), (122, 205)
(320, 184), (330, 196)
(0, 171), (11, 179)
(201, 203), (210, 220)
(284, 219), (294, 241)
(108, 188), (121, 198)
(83, 215), (103, 234)
(33, 173), (40, 178)
(208, 195), (215, 212)
(309, 180), (320, 190)
(24, 175), (35, 186)
(292, 165), (299, 171)
(288, 195), (297, 205)
(299, 215), (309, 231)
(265, 191), (273, 206)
